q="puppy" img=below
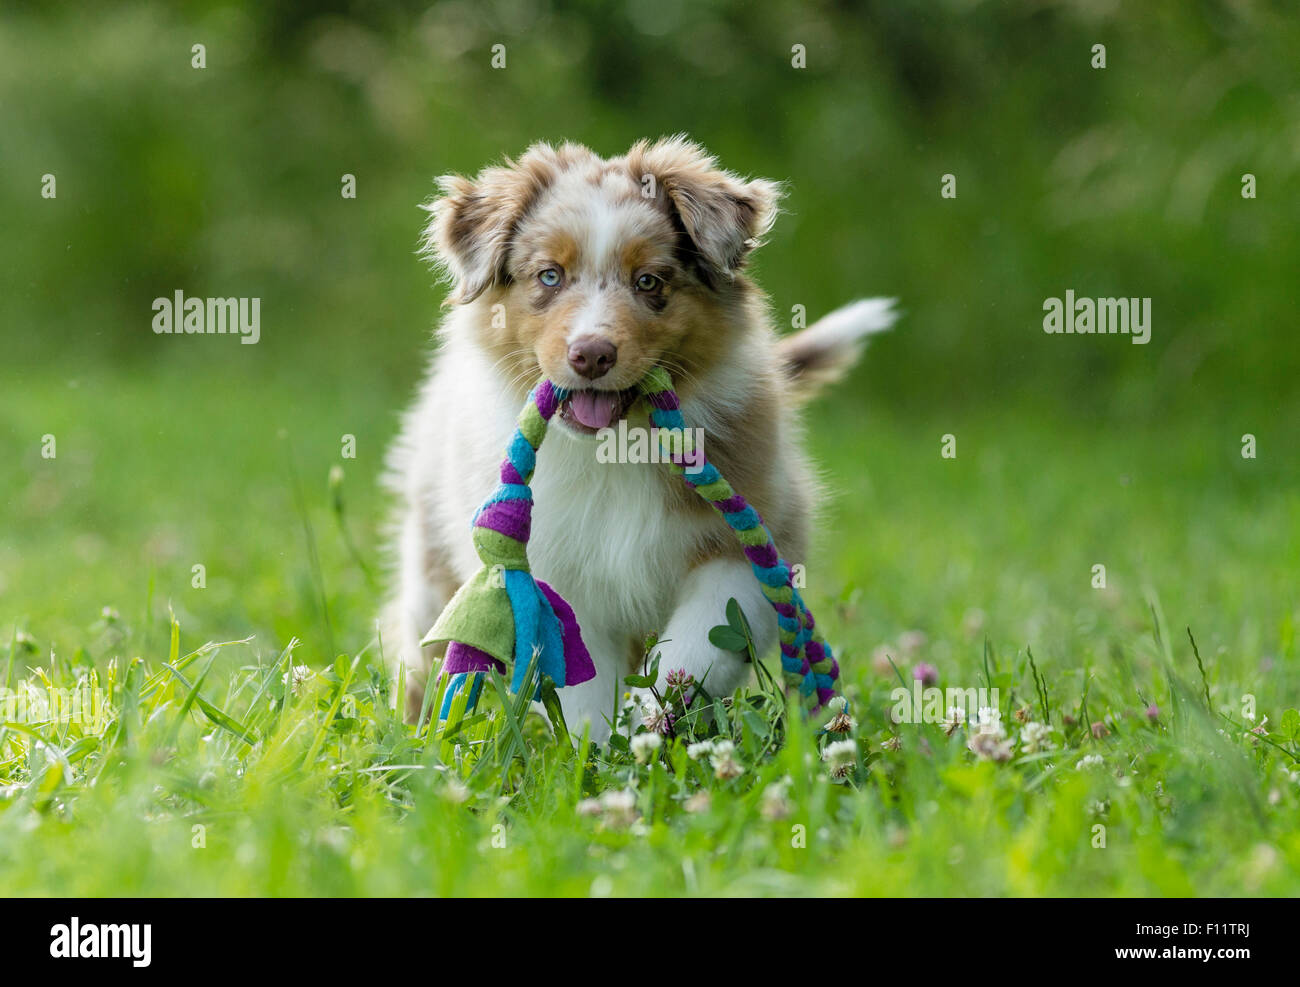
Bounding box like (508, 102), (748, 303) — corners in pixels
(382, 136), (895, 741)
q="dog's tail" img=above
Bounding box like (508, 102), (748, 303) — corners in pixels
(777, 297), (899, 403)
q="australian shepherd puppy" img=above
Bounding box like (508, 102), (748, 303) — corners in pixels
(382, 136), (895, 741)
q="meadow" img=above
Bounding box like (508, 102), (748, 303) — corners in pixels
(1, 358), (1296, 896)
(2, 1), (1298, 896)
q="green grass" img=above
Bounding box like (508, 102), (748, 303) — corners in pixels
(1, 359), (1297, 896)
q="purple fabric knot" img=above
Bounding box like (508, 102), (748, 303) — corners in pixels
(443, 641), (505, 676)
(475, 498), (531, 542)
(535, 380), (559, 420)
(536, 579), (596, 686)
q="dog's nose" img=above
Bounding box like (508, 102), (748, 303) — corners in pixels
(567, 335), (618, 380)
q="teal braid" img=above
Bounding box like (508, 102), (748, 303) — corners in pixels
(637, 367), (839, 712)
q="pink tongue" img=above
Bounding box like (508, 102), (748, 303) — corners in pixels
(568, 390), (619, 429)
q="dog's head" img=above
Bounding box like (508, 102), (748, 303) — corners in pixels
(422, 137), (781, 433)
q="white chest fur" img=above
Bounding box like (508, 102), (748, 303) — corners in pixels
(528, 432), (706, 653)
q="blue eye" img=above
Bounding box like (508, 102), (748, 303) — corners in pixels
(538, 268), (562, 287)
(635, 273), (662, 292)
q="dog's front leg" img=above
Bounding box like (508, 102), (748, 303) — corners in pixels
(645, 556), (778, 705)
(557, 622), (636, 745)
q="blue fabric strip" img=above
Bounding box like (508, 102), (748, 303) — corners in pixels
(504, 568), (566, 693)
(754, 563), (791, 587)
(483, 483), (532, 504)
(507, 431), (536, 479)
(690, 462), (720, 486)
(438, 671), (485, 718)
(650, 409), (685, 430)
(723, 506), (761, 530)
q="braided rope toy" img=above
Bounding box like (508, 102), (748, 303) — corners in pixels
(421, 367), (840, 722)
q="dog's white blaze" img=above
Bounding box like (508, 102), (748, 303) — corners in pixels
(563, 285), (618, 347)
(560, 196), (650, 346)
(578, 192), (639, 272)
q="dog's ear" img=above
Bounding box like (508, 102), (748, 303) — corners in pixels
(421, 146), (560, 304)
(627, 135), (783, 286)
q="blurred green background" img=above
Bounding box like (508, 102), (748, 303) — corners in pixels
(1, 0), (1297, 663)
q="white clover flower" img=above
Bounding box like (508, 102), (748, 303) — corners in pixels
(824, 696), (856, 734)
(599, 789), (638, 827)
(760, 776), (793, 820)
(1246, 716), (1269, 745)
(281, 664), (314, 696)
(683, 791), (711, 814)
(602, 789), (636, 811)
(713, 757), (744, 781)
(630, 731), (662, 764)
(639, 693), (674, 734)
(898, 630), (927, 655)
(1076, 754), (1104, 771)
(710, 740), (744, 780)
(1019, 721), (1054, 754)
(967, 730), (1014, 762)
(822, 739), (859, 779)
(971, 706), (1005, 736)
(642, 707), (669, 734)
(579, 789), (640, 826)
(686, 740), (714, 761)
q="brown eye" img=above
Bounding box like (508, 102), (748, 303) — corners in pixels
(635, 273), (662, 292)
